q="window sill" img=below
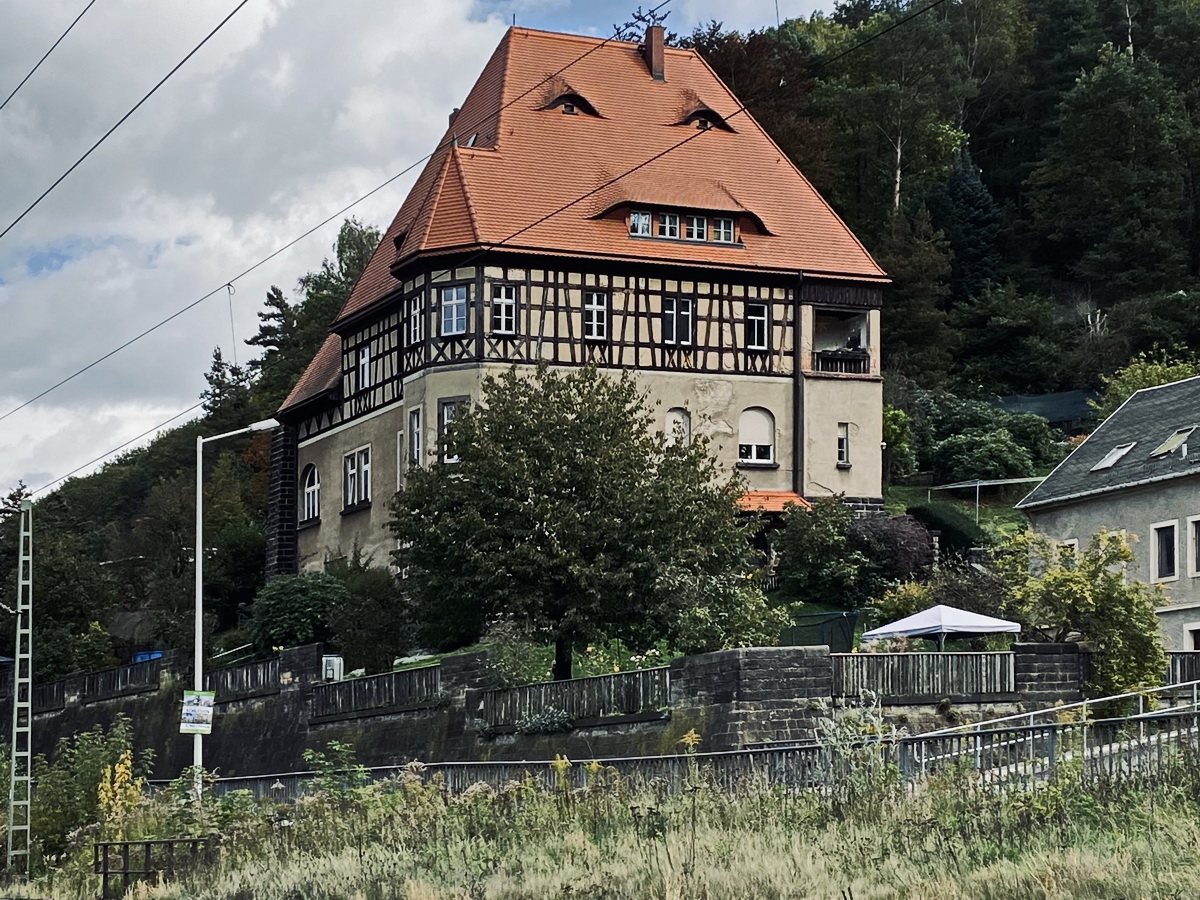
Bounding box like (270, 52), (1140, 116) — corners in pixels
(340, 502), (372, 517)
(745, 346), (770, 354)
(836, 462), (853, 470)
(298, 518), (321, 532)
(629, 235), (744, 248)
(736, 461), (779, 470)
(1152, 575), (1180, 585)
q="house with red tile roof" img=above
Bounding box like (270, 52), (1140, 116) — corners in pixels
(266, 26), (887, 575)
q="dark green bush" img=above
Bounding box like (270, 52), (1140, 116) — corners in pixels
(905, 502), (987, 555)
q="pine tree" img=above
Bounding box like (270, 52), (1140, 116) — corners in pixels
(928, 148), (1002, 305)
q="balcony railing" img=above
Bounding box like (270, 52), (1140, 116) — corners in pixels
(813, 349), (870, 375)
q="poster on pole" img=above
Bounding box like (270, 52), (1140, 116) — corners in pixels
(180, 690), (215, 734)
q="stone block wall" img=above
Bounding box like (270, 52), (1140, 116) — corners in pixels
(264, 424), (299, 578)
(1013, 642), (1084, 703)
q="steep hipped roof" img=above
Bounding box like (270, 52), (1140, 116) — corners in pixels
(1016, 376), (1200, 510)
(282, 27), (885, 413)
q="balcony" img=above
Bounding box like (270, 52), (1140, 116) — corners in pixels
(813, 349), (870, 375)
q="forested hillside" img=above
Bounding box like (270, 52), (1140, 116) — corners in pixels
(3, 0), (1199, 676)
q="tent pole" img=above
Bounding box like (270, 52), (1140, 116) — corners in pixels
(938, 633), (946, 652)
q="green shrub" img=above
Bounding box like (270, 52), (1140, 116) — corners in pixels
(905, 502), (987, 554)
(247, 573), (348, 653)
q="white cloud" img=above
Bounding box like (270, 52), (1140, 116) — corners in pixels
(0, 0), (822, 493)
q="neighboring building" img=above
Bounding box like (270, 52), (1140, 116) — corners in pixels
(1016, 376), (1200, 650)
(266, 26), (888, 576)
(994, 390), (1097, 432)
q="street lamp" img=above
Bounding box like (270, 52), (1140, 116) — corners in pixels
(194, 418), (278, 780)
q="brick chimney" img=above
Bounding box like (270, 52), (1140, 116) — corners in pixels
(448, 107), (460, 127)
(643, 25), (665, 81)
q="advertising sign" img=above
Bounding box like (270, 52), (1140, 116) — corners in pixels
(180, 690), (215, 735)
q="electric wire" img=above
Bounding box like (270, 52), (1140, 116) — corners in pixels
(0, 0), (251, 244)
(21, 0), (945, 496)
(0, 0), (671, 429)
(0, 0), (99, 113)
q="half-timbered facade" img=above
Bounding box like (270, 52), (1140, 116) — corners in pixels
(266, 26), (888, 575)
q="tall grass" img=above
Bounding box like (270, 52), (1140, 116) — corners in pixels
(8, 734), (1200, 899)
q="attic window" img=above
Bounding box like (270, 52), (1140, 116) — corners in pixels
(392, 231), (408, 252)
(465, 132), (478, 147)
(1151, 427), (1196, 458)
(1091, 442), (1136, 471)
(544, 93), (600, 117)
(678, 108), (735, 132)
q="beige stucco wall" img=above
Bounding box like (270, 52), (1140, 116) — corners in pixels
(802, 375), (883, 499)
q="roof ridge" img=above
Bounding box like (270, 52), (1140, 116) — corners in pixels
(414, 148), (455, 255)
(449, 147), (482, 244)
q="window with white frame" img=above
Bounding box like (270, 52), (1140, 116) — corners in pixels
(662, 297), (693, 345)
(584, 291), (608, 341)
(1152, 520), (1179, 582)
(439, 398), (466, 463)
(684, 215), (706, 241)
(665, 407), (691, 446)
(745, 303), (769, 350)
(629, 210), (652, 236)
(406, 295), (424, 345)
(343, 446), (371, 509)
(357, 347), (371, 391)
(712, 217), (735, 243)
(837, 423), (851, 468)
(1188, 515), (1200, 578)
(738, 407), (775, 463)
(300, 465), (320, 523)
(408, 407), (422, 467)
(440, 285), (468, 336)
(491, 284), (516, 334)
(657, 212), (679, 239)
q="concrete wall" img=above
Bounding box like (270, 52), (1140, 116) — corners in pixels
(14, 644), (1087, 780)
(1027, 480), (1200, 649)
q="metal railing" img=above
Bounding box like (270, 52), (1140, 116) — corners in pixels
(1167, 652), (1200, 685)
(80, 658), (162, 701)
(482, 667), (671, 727)
(813, 350), (870, 374)
(832, 651), (1015, 700)
(311, 666), (442, 718)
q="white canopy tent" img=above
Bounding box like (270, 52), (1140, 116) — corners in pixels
(861, 604), (1021, 651)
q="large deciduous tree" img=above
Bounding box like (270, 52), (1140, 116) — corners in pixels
(391, 365), (784, 680)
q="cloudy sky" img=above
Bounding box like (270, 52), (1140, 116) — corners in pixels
(0, 0), (824, 495)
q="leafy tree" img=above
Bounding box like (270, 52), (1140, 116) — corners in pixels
(882, 404), (916, 483)
(1029, 44), (1189, 295)
(326, 548), (415, 672)
(929, 427), (1033, 482)
(247, 572), (348, 654)
(391, 365), (781, 680)
(950, 283), (1068, 394)
(29, 534), (119, 678)
(993, 530), (1166, 695)
(1091, 348), (1200, 419)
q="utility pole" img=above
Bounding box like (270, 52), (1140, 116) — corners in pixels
(6, 500), (33, 875)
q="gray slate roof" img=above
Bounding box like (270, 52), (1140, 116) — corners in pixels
(994, 390), (1097, 425)
(1016, 376), (1200, 509)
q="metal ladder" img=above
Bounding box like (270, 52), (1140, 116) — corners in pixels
(7, 500), (33, 874)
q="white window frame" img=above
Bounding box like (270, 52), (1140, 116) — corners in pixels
(837, 422), (851, 468)
(629, 210), (652, 237)
(584, 291), (608, 341)
(662, 297), (693, 346)
(712, 217), (735, 243)
(440, 285), (468, 337)
(1188, 515), (1200, 578)
(1152, 519), (1180, 583)
(684, 215), (706, 241)
(406, 295), (424, 345)
(357, 346), (371, 392)
(737, 408), (775, 464)
(491, 283), (517, 335)
(665, 407), (691, 446)
(300, 465), (320, 523)
(1091, 442), (1136, 471)
(408, 407), (423, 467)
(439, 398), (466, 464)
(657, 212), (679, 239)
(745, 303), (769, 351)
(343, 446), (371, 509)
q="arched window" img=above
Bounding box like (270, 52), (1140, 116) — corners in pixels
(738, 408), (774, 463)
(665, 407), (691, 446)
(300, 465), (320, 523)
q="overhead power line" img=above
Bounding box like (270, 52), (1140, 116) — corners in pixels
(0, 0), (251, 244)
(22, 0), (946, 496)
(0, 0), (99, 113)
(0, 0), (671, 429)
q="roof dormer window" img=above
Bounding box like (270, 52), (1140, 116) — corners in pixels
(544, 92), (600, 117)
(1151, 427), (1196, 458)
(678, 107), (735, 132)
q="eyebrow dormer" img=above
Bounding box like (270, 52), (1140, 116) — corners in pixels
(678, 107), (735, 132)
(543, 92), (601, 117)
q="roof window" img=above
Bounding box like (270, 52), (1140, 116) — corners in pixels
(678, 108), (735, 132)
(543, 93), (600, 117)
(1150, 426), (1196, 458)
(1091, 442), (1136, 471)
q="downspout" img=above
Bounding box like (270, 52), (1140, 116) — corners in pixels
(792, 272), (804, 496)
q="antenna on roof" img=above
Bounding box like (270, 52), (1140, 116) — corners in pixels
(513, 14), (516, 26)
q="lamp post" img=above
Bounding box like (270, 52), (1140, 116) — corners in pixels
(194, 418), (278, 781)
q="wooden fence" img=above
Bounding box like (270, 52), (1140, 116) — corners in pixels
(33, 679), (65, 713)
(311, 666), (441, 719)
(80, 658), (162, 701)
(832, 652), (1015, 700)
(482, 667), (671, 728)
(206, 657), (279, 700)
